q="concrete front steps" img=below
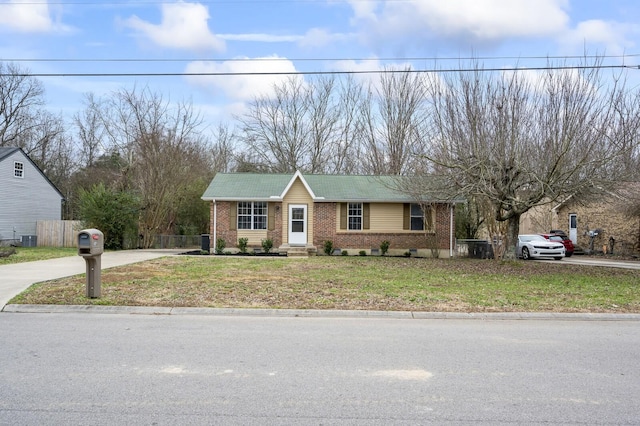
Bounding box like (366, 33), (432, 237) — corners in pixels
(280, 245), (318, 258)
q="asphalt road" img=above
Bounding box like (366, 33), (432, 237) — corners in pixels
(1, 312), (639, 425)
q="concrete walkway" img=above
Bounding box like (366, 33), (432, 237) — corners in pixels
(0, 249), (183, 308)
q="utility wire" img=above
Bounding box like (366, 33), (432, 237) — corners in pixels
(0, 0), (403, 5)
(4, 54), (640, 63)
(3, 64), (638, 78)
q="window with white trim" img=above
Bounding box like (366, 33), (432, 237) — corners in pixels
(348, 202), (362, 230)
(237, 201), (267, 230)
(14, 161), (24, 178)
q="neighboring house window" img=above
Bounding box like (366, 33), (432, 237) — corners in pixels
(237, 201), (267, 230)
(14, 161), (24, 178)
(348, 202), (362, 230)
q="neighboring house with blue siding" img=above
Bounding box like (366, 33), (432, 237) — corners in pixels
(0, 147), (64, 245)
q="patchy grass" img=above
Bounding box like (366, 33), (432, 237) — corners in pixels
(0, 247), (77, 264)
(9, 256), (640, 313)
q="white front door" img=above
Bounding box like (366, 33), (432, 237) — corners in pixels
(569, 214), (577, 245)
(288, 205), (307, 246)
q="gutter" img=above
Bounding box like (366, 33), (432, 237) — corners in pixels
(450, 205), (454, 258)
(213, 201), (217, 252)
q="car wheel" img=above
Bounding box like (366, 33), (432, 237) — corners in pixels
(554, 257), (563, 261)
(522, 247), (530, 260)
(565, 252), (573, 257)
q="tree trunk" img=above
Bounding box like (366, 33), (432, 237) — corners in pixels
(503, 214), (521, 260)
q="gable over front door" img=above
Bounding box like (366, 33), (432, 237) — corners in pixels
(288, 204), (307, 246)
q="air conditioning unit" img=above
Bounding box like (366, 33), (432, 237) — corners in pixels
(21, 235), (37, 247)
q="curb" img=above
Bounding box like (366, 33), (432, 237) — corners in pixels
(3, 304), (640, 321)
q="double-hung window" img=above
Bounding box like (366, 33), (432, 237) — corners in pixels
(348, 202), (362, 230)
(237, 202), (267, 230)
(408, 203), (434, 232)
(410, 203), (424, 231)
(14, 161), (24, 178)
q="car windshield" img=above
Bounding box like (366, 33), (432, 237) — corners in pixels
(520, 235), (546, 242)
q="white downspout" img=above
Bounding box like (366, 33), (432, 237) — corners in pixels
(449, 204), (454, 258)
(213, 201), (217, 254)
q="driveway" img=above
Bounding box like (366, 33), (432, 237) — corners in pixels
(0, 250), (183, 309)
(553, 256), (640, 270)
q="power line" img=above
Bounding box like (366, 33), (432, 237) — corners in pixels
(1, 0), (401, 5)
(3, 64), (638, 78)
(7, 54), (640, 62)
(4, 53), (639, 64)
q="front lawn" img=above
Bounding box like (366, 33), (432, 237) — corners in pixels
(9, 256), (640, 313)
(0, 247), (77, 264)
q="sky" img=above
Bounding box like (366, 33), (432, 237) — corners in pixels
(2, 0), (640, 125)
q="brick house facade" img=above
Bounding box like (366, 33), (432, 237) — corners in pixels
(203, 172), (458, 257)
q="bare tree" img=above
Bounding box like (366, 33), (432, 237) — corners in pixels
(80, 86), (211, 247)
(0, 62), (45, 148)
(358, 69), (428, 175)
(74, 92), (108, 167)
(238, 75), (359, 174)
(239, 76), (310, 173)
(422, 59), (640, 259)
(209, 122), (238, 173)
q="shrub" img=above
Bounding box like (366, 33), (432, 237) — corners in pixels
(341, 250), (348, 256)
(238, 237), (248, 253)
(359, 250), (366, 256)
(380, 240), (390, 256)
(215, 238), (226, 255)
(323, 240), (334, 256)
(78, 183), (140, 250)
(404, 251), (411, 257)
(261, 238), (273, 254)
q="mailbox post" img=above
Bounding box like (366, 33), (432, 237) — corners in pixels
(77, 229), (104, 298)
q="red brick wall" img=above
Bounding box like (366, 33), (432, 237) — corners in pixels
(312, 203), (453, 251)
(210, 201), (236, 250)
(211, 201), (454, 253)
(210, 201), (283, 250)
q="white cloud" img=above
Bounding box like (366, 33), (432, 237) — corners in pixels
(218, 33), (301, 43)
(124, 2), (225, 52)
(0, 0), (70, 33)
(561, 20), (636, 54)
(347, 0), (570, 47)
(185, 56), (300, 102)
(330, 58), (420, 93)
(298, 28), (355, 48)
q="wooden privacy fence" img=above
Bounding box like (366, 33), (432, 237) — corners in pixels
(36, 220), (82, 247)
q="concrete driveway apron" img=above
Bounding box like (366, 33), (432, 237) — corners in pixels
(0, 250), (182, 309)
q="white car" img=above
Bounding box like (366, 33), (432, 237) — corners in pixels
(517, 234), (565, 260)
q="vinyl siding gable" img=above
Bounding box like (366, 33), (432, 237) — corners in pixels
(0, 150), (62, 240)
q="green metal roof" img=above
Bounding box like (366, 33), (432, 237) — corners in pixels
(202, 172), (458, 203)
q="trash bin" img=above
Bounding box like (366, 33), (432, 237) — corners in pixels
(468, 240), (494, 259)
(201, 234), (210, 253)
